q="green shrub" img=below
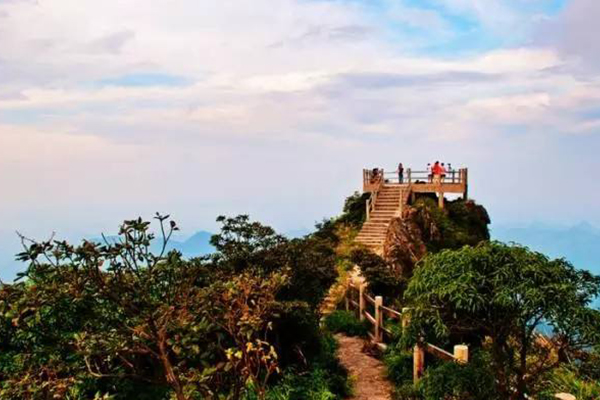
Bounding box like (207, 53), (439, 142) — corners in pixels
(385, 349), (413, 386)
(541, 367), (600, 400)
(417, 352), (498, 400)
(350, 249), (405, 299)
(385, 347), (497, 400)
(411, 197), (490, 253)
(394, 383), (422, 400)
(244, 333), (351, 400)
(337, 191), (370, 228)
(324, 311), (369, 337)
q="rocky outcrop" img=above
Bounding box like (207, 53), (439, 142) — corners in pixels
(381, 198), (490, 279)
(382, 206), (427, 278)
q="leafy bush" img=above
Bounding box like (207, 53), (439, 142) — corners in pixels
(385, 349), (413, 387)
(405, 241), (600, 399)
(540, 367), (600, 400)
(385, 347), (497, 400)
(0, 214), (342, 399)
(417, 352), (498, 400)
(337, 191), (370, 228)
(324, 311), (369, 337)
(411, 197), (490, 253)
(244, 334), (351, 400)
(211, 215), (337, 308)
(350, 248), (406, 299)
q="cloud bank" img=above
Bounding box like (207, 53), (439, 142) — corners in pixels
(1, 0), (599, 278)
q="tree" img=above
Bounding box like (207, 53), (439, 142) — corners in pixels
(405, 241), (600, 400)
(0, 215), (289, 399)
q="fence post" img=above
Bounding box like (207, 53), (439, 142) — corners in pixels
(413, 343), (425, 383)
(407, 168), (412, 184)
(359, 284), (365, 321)
(344, 283), (350, 311)
(454, 345), (469, 364)
(374, 296), (383, 342)
(401, 307), (411, 330)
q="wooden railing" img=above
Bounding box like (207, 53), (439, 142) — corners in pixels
(403, 168), (466, 184)
(345, 281), (469, 383)
(365, 172), (384, 221)
(363, 167), (467, 188)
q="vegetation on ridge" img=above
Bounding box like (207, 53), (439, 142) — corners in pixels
(1, 189), (599, 400)
(0, 214), (348, 400)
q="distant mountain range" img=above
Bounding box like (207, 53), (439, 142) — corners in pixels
(2, 223), (599, 289)
(163, 230), (215, 257)
(91, 230), (216, 259)
(491, 222), (600, 276)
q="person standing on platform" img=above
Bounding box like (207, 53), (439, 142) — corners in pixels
(397, 163), (404, 184)
(432, 161), (441, 184)
(427, 163), (432, 183)
(441, 163), (447, 183)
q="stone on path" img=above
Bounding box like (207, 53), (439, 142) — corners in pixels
(336, 334), (393, 400)
(555, 394), (576, 400)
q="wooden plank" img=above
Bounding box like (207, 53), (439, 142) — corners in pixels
(364, 294), (376, 305)
(350, 299), (359, 308)
(414, 344), (425, 383)
(364, 311), (376, 325)
(376, 342), (387, 351)
(381, 306), (402, 319)
(381, 326), (393, 336)
(411, 183), (465, 194)
(425, 343), (455, 362)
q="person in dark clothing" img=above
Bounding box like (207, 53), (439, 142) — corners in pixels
(397, 163), (404, 184)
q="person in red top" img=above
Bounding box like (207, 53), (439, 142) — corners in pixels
(432, 161), (442, 184)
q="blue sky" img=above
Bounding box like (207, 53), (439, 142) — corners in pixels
(0, 0), (599, 279)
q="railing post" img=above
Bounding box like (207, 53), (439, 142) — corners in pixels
(413, 343), (425, 383)
(401, 307), (411, 330)
(366, 199), (370, 221)
(454, 345), (469, 364)
(359, 284), (365, 321)
(407, 168), (412, 185)
(463, 168), (469, 199)
(374, 296), (383, 342)
(344, 282), (350, 312)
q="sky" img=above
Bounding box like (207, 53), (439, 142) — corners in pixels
(1, 0), (600, 278)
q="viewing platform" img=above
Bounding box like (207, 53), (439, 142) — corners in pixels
(356, 166), (469, 254)
(362, 167), (468, 207)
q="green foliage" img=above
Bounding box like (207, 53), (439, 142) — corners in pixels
(210, 214), (288, 273)
(578, 345), (600, 381)
(350, 248), (406, 299)
(243, 334), (351, 400)
(412, 198), (489, 253)
(280, 237), (337, 309)
(541, 366), (600, 400)
(0, 214), (341, 400)
(211, 215), (337, 309)
(386, 348), (500, 400)
(417, 352), (498, 400)
(405, 241), (600, 399)
(337, 192), (370, 228)
(384, 349), (413, 387)
(323, 311), (369, 337)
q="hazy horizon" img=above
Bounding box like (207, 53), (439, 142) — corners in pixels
(1, 0), (600, 280)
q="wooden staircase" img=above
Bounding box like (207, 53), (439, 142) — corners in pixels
(356, 184), (410, 254)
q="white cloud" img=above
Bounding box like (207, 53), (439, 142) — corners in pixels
(1, 0), (600, 272)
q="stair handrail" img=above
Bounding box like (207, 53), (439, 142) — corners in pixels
(397, 188), (409, 217)
(366, 170), (384, 221)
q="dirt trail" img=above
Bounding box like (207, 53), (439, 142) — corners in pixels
(336, 334), (393, 400)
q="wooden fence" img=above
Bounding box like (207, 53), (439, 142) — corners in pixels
(345, 282), (468, 383)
